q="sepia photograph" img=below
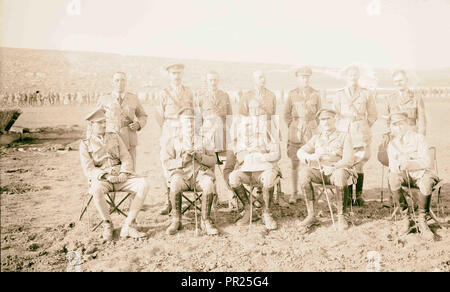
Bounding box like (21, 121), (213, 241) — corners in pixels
(1, 0), (449, 276)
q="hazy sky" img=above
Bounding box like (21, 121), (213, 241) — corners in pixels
(1, 0), (449, 69)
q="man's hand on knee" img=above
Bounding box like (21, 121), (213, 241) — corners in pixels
(117, 173), (129, 183)
(104, 174), (119, 184)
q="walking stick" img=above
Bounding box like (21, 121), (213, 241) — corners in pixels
(248, 177), (253, 233)
(316, 159), (336, 229)
(381, 166), (384, 205)
(193, 153), (199, 237)
(405, 170), (417, 229)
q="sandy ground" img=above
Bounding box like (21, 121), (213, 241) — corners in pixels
(1, 101), (449, 272)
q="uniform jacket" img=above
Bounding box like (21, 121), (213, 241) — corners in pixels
(333, 86), (378, 147)
(284, 86), (321, 145)
(158, 85), (194, 122)
(80, 133), (134, 182)
(161, 133), (217, 180)
(97, 92), (148, 149)
(223, 121), (281, 181)
(297, 130), (354, 169)
(195, 89), (233, 152)
(239, 87), (276, 117)
(383, 90), (426, 136)
(387, 130), (433, 179)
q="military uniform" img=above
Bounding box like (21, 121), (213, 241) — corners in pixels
(285, 86), (321, 158)
(97, 91), (148, 171)
(383, 89), (426, 136)
(161, 115), (218, 235)
(80, 108), (149, 240)
(239, 87), (276, 118)
(157, 77), (195, 211)
(195, 88), (232, 154)
(223, 116), (281, 230)
(333, 86), (377, 203)
(284, 66), (322, 203)
(387, 113), (437, 240)
(297, 109), (355, 231)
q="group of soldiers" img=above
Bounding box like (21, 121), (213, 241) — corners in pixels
(79, 64), (440, 242)
(0, 91), (104, 107)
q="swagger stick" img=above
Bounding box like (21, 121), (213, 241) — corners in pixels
(192, 153), (199, 237)
(316, 159), (336, 229)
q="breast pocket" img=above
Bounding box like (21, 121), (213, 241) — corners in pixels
(353, 100), (366, 114)
(405, 105), (417, 119)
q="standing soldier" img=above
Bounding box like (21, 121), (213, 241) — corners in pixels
(297, 109), (355, 232)
(156, 64), (195, 215)
(195, 71), (232, 157)
(97, 72), (148, 171)
(284, 66), (321, 204)
(333, 65), (377, 206)
(383, 70), (426, 136)
(162, 114), (219, 235)
(239, 71), (276, 121)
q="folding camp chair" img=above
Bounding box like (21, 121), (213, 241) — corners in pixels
(240, 172), (283, 209)
(181, 191), (203, 215)
(79, 191), (133, 231)
(386, 147), (445, 226)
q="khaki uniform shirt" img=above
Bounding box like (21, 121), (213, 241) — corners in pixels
(80, 133), (134, 182)
(224, 121), (281, 181)
(383, 90), (426, 136)
(195, 89), (232, 152)
(387, 130), (432, 179)
(161, 134), (216, 181)
(97, 92), (148, 149)
(333, 86), (378, 147)
(158, 85), (195, 142)
(284, 86), (321, 145)
(298, 130), (354, 169)
(239, 87), (276, 118)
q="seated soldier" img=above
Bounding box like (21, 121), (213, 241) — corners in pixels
(297, 109), (355, 232)
(162, 114), (219, 236)
(223, 115), (281, 230)
(80, 108), (149, 241)
(387, 112), (439, 240)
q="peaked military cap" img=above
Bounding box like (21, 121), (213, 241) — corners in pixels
(316, 108), (337, 119)
(86, 108), (106, 122)
(166, 63), (185, 73)
(295, 66), (312, 76)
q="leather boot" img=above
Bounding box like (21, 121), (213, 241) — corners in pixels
(159, 187), (172, 215)
(166, 192), (182, 235)
(354, 173), (365, 206)
(298, 199), (320, 232)
(392, 189), (411, 234)
(233, 186), (255, 226)
(399, 209), (412, 235)
(262, 187), (277, 230)
(418, 194), (434, 240)
(336, 187), (350, 231)
(347, 185), (353, 206)
(201, 193), (219, 235)
(102, 220), (114, 241)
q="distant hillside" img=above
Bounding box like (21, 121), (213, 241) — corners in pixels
(0, 47), (449, 94)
